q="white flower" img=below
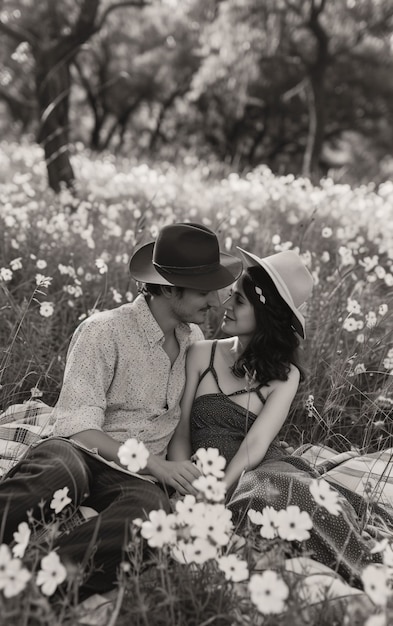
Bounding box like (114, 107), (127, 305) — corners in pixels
(343, 317), (358, 332)
(276, 505), (313, 542)
(0, 544), (31, 598)
(366, 312), (377, 328)
(321, 251), (330, 263)
(321, 227), (333, 238)
(118, 438), (149, 473)
(353, 363), (366, 375)
(140, 509), (176, 548)
(190, 503), (232, 546)
(36, 551), (67, 596)
(175, 495), (208, 529)
(360, 255), (378, 272)
(347, 298), (361, 315)
(0, 544), (12, 585)
(382, 542), (393, 567)
(339, 246), (355, 266)
(0, 267), (13, 282)
(379, 304), (388, 316)
(35, 274), (52, 288)
(248, 570), (289, 614)
(356, 333), (365, 344)
(361, 564), (391, 607)
(383, 348), (393, 371)
(309, 479), (342, 516)
(250, 506), (279, 539)
(247, 508), (264, 525)
(375, 266), (386, 279)
(182, 537), (217, 564)
(170, 540), (190, 564)
(39, 301), (54, 317)
(193, 447), (226, 478)
(50, 487), (72, 514)
(10, 257), (22, 271)
(111, 288), (123, 303)
(12, 522), (31, 559)
(384, 273), (393, 287)
(95, 258), (108, 274)
(30, 386), (43, 398)
(217, 555), (249, 582)
(36, 259), (47, 270)
(192, 474), (226, 502)
(305, 394), (315, 417)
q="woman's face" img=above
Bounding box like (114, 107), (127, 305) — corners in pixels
(221, 277), (257, 339)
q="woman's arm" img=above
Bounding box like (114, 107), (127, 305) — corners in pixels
(224, 365), (300, 490)
(167, 341), (208, 462)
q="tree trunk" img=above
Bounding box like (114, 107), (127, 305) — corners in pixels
(35, 49), (75, 192)
(302, 0), (329, 181)
(303, 70), (326, 180)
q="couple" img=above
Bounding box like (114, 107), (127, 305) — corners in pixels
(0, 223), (388, 599)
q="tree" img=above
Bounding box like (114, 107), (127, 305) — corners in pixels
(189, 0), (393, 179)
(71, 2), (204, 153)
(0, 0), (147, 192)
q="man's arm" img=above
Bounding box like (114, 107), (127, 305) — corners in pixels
(57, 315), (201, 495)
(72, 429), (201, 495)
(53, 319), (114, 438)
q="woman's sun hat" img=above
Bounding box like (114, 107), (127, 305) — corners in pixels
(237, 247), (314, 338)
(129, 223), (243, 290)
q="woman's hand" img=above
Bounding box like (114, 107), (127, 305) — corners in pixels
(147, 456), (201, 496)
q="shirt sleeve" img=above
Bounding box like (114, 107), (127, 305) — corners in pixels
(53, 316), (117, 437)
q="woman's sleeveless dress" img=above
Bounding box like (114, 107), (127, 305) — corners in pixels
(190, 342), (393, 587)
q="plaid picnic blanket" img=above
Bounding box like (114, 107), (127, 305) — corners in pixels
(295, 443), (393, 513)
(0, 400), (55, 478)
(1, 401), (393, 513)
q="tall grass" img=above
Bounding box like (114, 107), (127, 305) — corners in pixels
(1, 141), (393, 624)
(1, 141), (393, 449)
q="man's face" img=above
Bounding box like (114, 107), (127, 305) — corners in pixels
(170, 288), (220, 324)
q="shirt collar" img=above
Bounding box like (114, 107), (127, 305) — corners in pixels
(134, 294), (192, 348)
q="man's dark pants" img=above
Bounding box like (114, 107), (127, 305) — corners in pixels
(0, 438), (171, 597)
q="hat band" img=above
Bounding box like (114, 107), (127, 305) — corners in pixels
(153, 260), (220, 275)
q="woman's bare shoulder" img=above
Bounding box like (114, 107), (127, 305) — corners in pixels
(187, 339), (215, 362)
(268, 363), (300, 392)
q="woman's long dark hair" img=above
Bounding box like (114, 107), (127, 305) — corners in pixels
(231, 266), (304, 386)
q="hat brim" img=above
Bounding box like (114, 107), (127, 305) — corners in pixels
(130, 241), (243, 290)
(237, 247), (306, 338)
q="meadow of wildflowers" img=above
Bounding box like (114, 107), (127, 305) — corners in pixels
(1, 139), (393, 624)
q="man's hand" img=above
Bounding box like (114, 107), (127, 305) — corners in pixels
(278, 440), (295, 455)
(147, 456), (201, 496)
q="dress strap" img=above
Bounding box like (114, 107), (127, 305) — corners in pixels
(228, 384), (266, 404)
(197, 341), (225, 393)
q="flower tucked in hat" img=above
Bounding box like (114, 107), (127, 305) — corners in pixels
(129, 223), (242, 291)
(237, 248), (314, 338)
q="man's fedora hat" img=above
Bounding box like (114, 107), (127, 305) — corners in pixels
(237, 247), (313, 338)
(129, 223), (243, 290)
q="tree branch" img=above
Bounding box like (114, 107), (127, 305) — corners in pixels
(95, 0), (150, 32)
(0, 16), (37, 45)
(0, 84), (35, 109)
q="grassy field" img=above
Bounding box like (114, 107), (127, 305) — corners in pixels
(1, 140), (393, 624)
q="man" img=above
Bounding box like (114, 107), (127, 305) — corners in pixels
(0, 222), (242, 598)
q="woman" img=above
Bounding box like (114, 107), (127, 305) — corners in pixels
(168, 248), (392, 587)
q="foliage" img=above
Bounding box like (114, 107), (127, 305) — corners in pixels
(1, 1), (393, 185)
(1, 140), (393, 455)
(1, 444), (393, 625)
(2, 141), (393, 622)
